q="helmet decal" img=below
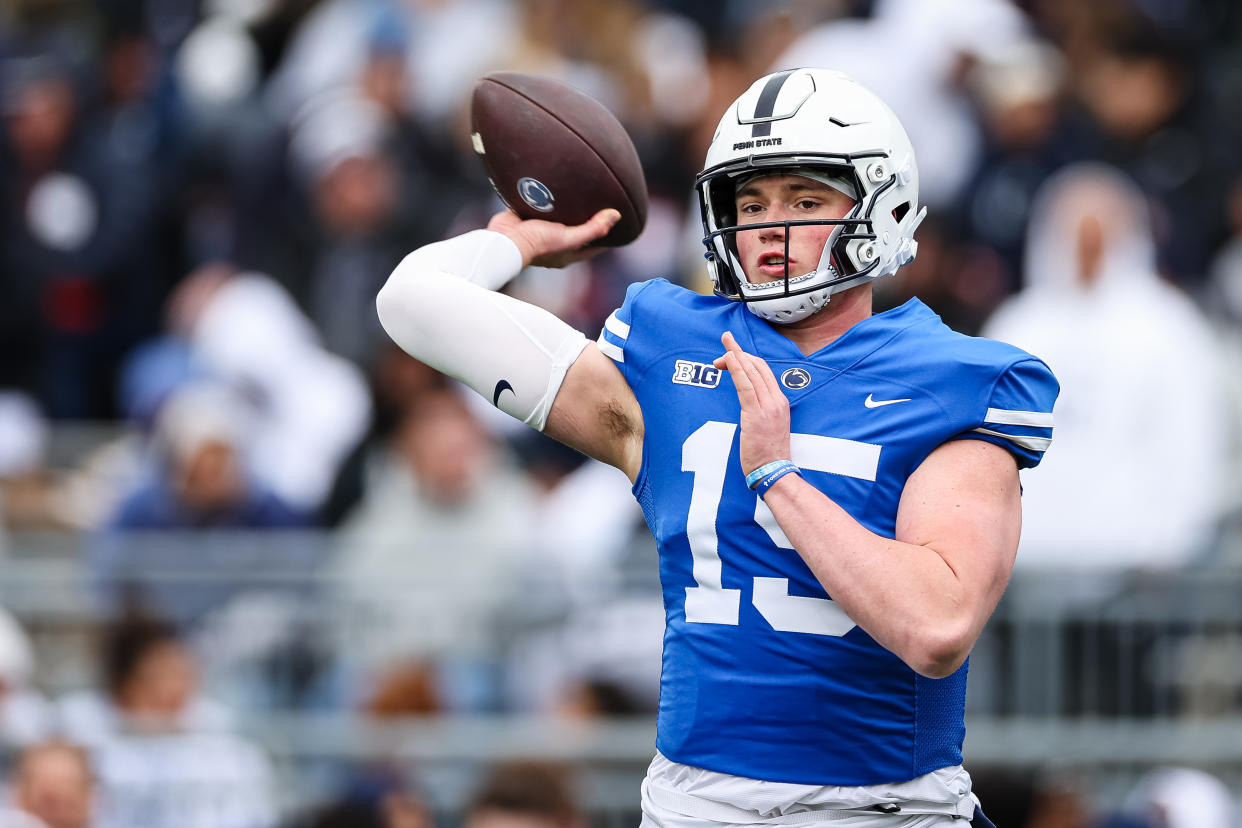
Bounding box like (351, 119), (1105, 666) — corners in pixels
(749, 70), (794, 138)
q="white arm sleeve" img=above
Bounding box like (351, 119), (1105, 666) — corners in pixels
(375, 230), (589, 431)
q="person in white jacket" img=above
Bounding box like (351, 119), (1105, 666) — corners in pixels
(983, 162), (1231, 572)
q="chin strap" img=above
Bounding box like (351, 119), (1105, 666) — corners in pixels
(895, 206), (928, 269)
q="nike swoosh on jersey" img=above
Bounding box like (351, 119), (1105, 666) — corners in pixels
(493, 379), (514, 407)
(864, 393), (912, 408)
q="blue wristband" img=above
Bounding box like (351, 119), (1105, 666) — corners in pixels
(755, 463), (802, 499)
(745, 460), (792, 489)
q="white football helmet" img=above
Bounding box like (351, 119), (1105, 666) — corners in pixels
(697, 68), (926, 324)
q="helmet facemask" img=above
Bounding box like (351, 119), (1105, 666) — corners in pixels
(698, 159), (884, 324)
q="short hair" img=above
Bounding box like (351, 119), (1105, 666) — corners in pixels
(102, 613), (182, 697)
(466, 762), (578, 828)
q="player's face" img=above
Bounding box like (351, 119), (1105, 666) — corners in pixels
(733, 174), (855, 285)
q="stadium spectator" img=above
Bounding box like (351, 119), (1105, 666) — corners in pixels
(265, 0), (518, 126)
(57, 613), (233, 745)
(0, 608), (53, 754)
(1067, 16), (1234, 284)
(7, 742), (94, 828)
(1119, 767), (1237, 828)
(771, 0), (1032, 210)
(0, 32), (172, 419)
(292, 791), (429, 828)
(279, 92), (419, 368)
(463, 762), (581, 828)
(958, 37), (1076, 300)
(503, 595), (663, 717)
(320, 345), (451, 528)
(0, 392), (63, 544)
(167, 262), (371, 515)
(984, 163), (1231, 574)
(88, 380), (313, 622)
(966, 769), (1092, 828)
(286, 763), (431, 828)
(332, 387), (537, 712)
(1205, 174), (1242, 522)
(56, 614), (277, 828)
(104, 381), (306, 531)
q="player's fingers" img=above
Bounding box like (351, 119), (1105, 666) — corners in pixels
(721, 332), (783, 405)
(739, 353), (776, 408)
(718, 350), (759, 407)
(564, 208), (621, 247)
(714, 330), (748, 369)
(751, 351), (784, 400)
(721, 334), (774, 407)
(714, 330), (740, 369)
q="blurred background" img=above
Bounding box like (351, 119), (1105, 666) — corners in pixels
(1, 0), (1242, 826)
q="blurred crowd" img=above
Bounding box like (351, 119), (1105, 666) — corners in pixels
(2, 0), (1242, 825)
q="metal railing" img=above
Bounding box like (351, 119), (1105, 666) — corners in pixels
(6, 529), (1242, 819)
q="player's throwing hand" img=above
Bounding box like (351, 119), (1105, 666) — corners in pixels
(487, 208), (620, 269)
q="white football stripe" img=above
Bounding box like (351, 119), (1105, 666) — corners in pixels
(985, 408), (1054, 428)
(596, 334), (625, 363)
(604, 311), (630, 340)
(973, 427), (1051, 452)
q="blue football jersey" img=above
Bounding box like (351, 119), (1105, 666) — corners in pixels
(596, 280), (1058, 787)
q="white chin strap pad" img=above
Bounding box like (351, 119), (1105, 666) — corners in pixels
(376, 231), (589, 431)
(746, 281), (832, 324)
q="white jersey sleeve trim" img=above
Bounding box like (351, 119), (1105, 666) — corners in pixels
(597, 333), (625, 363)
(971, 427), (1052, 452)
(984, 408), (1054, 428)
(604, 311), (631, 340)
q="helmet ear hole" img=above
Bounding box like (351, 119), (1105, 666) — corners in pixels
(892, 202), (910, 223)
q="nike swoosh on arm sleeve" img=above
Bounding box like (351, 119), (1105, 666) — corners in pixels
(376, 231), (588, 431)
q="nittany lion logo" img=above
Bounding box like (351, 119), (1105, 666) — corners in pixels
(517, 177), (555, 212)
(780, 367), (811, 390)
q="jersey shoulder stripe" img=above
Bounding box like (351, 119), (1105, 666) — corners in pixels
(967, 356), (1058, 467)
(971, 427), (1051, 452)
(597, 331), (625, 363)
(598, 278), (705, 372)
(604, 310), (631, 340)
(984, 408), (1054, 428)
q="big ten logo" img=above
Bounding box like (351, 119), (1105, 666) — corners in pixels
(672, 360), (722, 389)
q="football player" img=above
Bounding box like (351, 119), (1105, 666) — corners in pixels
(376, 68), (1057, 827)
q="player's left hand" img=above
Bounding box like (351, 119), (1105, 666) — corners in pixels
(714, 331), (792, 475)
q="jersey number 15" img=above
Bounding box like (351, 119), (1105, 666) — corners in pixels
(682, 421), (880, 637)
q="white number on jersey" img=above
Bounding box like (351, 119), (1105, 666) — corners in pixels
(681, 421), (880, 636)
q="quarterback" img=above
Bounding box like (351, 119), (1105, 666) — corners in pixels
(377, 69), (1057, 827)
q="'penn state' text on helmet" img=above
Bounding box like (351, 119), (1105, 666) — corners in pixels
(697, 68), (926, 324)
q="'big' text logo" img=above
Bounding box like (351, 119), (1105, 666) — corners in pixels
(672, 360), (721, 389)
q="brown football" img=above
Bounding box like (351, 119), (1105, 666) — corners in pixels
(470, 72), (648, 247)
